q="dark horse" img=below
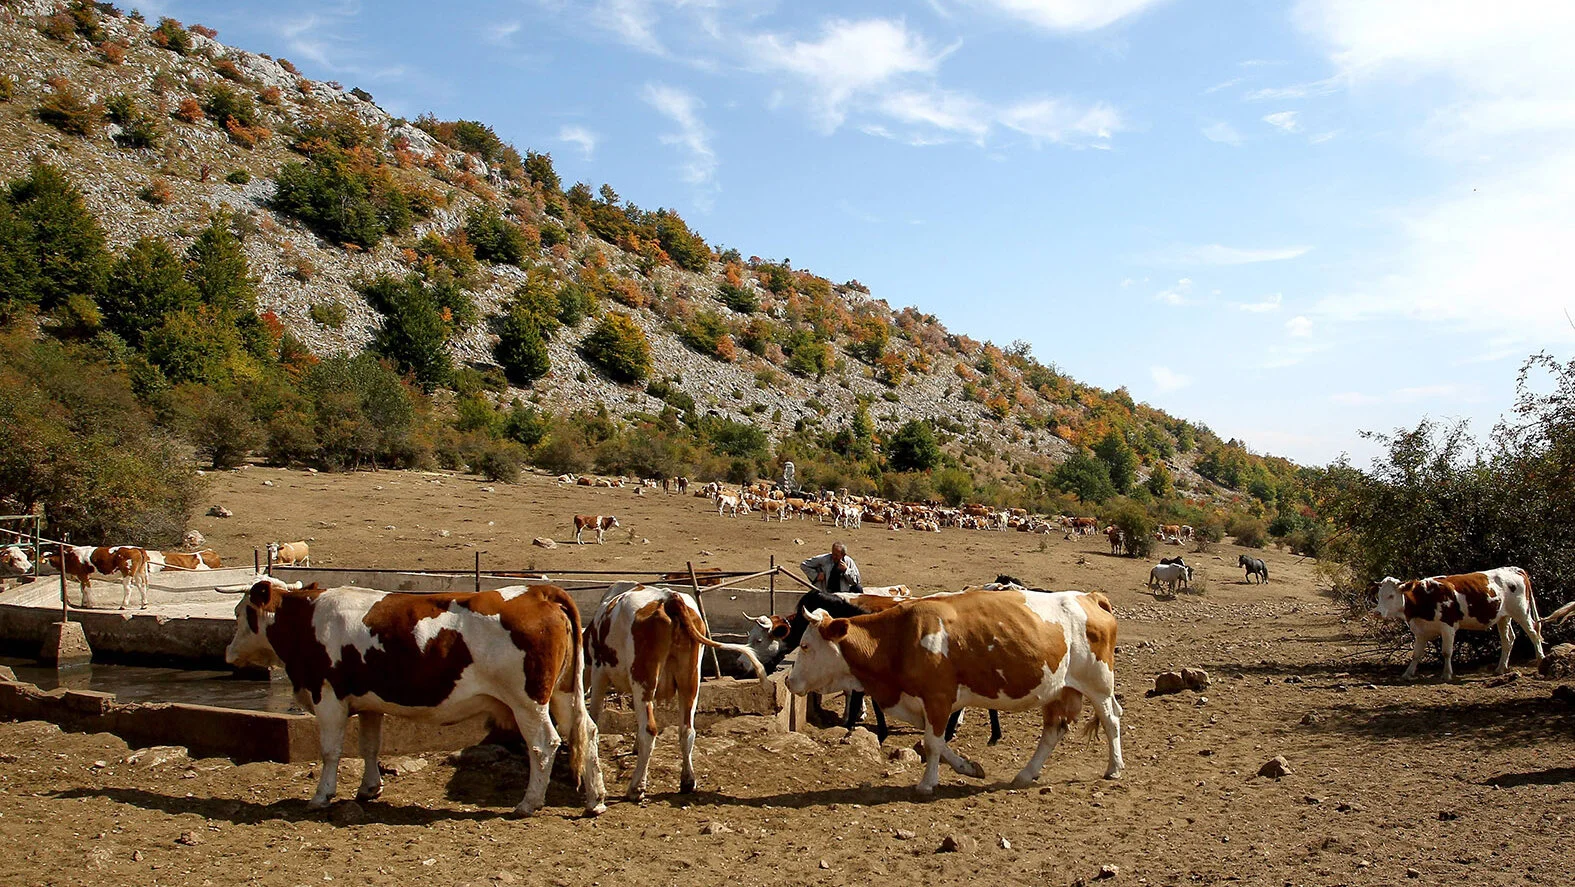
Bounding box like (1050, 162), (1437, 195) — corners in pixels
(1239, 554), (1269, 584)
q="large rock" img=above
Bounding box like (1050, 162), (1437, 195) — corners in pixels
(532, 537), (557, 549)
(1150, 672), (1187, 696)
(1180, 668), (1211, 691)
(1258, 756), (1292, 778)
(182, 529), (206, 548)
(1539, 643), (1575, 680)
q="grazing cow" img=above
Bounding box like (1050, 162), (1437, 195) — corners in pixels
(584, 584), (767, 800)
(573, 514), (620, 545)
(1, 545), (33, 574)
(224, 578), (607, 815)
(787, 587), (1123, 794)
(268, 541), (311, 567)
(1107, 526), (1125, 556)
(676, 476), (689, 494)
(151, 549), (222, 573)
(1148, 562), (1192, 593)
(1159, 524), (1183, 542)
(759, 499), (787, 522)
(715, 493), (747, 517)
(1374, 567), (1546, 681)
(1239, 555), (1268, 584)
(1071, 517), (1099, 536)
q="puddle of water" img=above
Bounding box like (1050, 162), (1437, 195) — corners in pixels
(1, 656), (302, 714)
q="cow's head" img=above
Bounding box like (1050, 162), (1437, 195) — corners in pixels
(605, 516), (620, 529)
(224, 577), (301, 669)
(1373, 577), (1406, 620)
(0, 546), (32, 573)
(785, 608), (859, 696)
(744, 613), (793, 671)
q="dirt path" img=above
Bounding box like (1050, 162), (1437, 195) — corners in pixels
(2, 467), (1571, 886)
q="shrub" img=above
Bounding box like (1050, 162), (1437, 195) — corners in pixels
(105, 93), (161, 148)
(139, 176), (173, 205)
(539, 220), (567, 248)
(1226, 514), (1268, 549)
(677, 309), (729, 358)
(1107, 500), (1154, 559)
(716, 282), (758, 313)
(492, 307), (551, 386)
(1093, 429), (1139, 495)
(101, 236), (199, 346)
(99, 40), (127, 65)
(360, 273), (454, 390)
(503, 402), (548, 447)
(186, 212), (256, 315)
(143, 306), (243, 385)
(1052, 449), (1116, 504)
(465, 203), (528, 266)
(173, 384), (262, 469)
(213, 58), (248, 83)
(556, 282), (591, 326)
(151, 17), (192, 55)
(888, 420), (941, 473)
(472, 440), (524, 483)
(0, 76), (13, 102)
(304, 355), (424, 470)
(226, 168), (251, 185)
(258, 85), (282, 106)
(272, 150), (413, 249)
(3, 162), (111, 314)
(174, 97), (203, 123)
(580, 312), (651, 384)
(309, 301), (346, 328)
(36, 84), (100, 136)
(205, 83), (260, 128)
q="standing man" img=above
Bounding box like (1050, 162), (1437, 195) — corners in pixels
(800, 541), (861, 597)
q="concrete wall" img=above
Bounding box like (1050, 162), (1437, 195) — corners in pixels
(0, 603), (238, 667)
(0, 673), (801, 763)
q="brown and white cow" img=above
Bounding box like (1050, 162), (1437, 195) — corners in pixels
(1374, 566), (1546, 681)
(150, 549), (223, 573)
(45, 545), (152, 609)
(584, 583), (767, 800)
(0, 545), (33, 574)
(1070, 517), (1099, 535)
(268, 541), (311, 567)
(573, 514), (619, 544)
(224, 578), (606, 815)
(787, 587), (1123, 794)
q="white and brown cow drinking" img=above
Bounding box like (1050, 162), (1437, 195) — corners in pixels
(573, 515), (619, 545)
(1374, 566), (1546, 681)
(224, 578), (607, 816)
(584, 583), (766, 800)
(787, 587), (1123, 795)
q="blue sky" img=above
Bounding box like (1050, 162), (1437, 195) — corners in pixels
(143, 1), (1575, 466)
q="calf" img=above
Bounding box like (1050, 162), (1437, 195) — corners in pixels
(268, 541), (311, 567)
(1107, 527), (1125, 556)
(224, 578), (606, 815)
(573, 515), (619, 544)
(1374, 567), (1546, 681)
(787, 587), (1123, 794)
(1239, 555), (1268, 584)
(585, 584), (767, 800)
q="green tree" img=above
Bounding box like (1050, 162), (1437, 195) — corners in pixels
(185, 213), (255, 314)
(465, 203), (528, 266)
(1053, 450), (1116, 503)
(1146, 460), (1175, 498)
(5, 162), (109, 312)
(887, 420), (941, 473)
(362, 274), (453, 390)
(934, 466), (974, 506)
(1094, 429), (1139, 495)
(173, 384), (262, 469)
(493, 309), (551, 385)
(101, 236), (199, 347)
(143, 306), (241, 384)
(581, 312), (651, 384)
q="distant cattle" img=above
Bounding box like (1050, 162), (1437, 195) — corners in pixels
(268, 541), (311, 568)
(1107, 526), (1125, 556)
(786, 587), (1123, 794)
(224, 579), (607, 815)
(1070, 517), (1098, 535)
(1239, 555), (1268, 584)
(151, 549), (222, 573)
(1374, 567), (1546, 681)
(585, 584), (766, 800)
(573, 514), (620, 544)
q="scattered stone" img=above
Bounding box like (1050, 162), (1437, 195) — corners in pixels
(888, 747), (922, 765)
(1180, 668), (1211, 690)
(794, 539), (805, 545)
(1438, 810), (1458, 821)
(1195, 696), (1208, 707)
(132, 850), (143, 862)
(439, 530), (451, 538)
(1303, 795), (1323, 805)
(1299, 711), (1325, 726)
(699, 550), (713, 556)
(1097, 864), (1120, 879)
(1484, 672), (1519, 688)
(261, 479), (274, 486)
(998, 835), (1012, 850)
(1258, 756), (1291, 778)
(1151, 671), (1187, 695)
(182, 529), (205, 548)
(819, 860), (831, 870)
(701, 821), (733, 835)
(845, 727), (883, 759)
(126, 746), (187, 768)
(532, 538), (557, 549)
(894, 829), (917, 841)
(1407, 868), (1421, 879)
(379, 756), (428, 776)
(206, 505), (232, 518)
(480, 486), (495, 493)
(819, 727), (849, 742)
(935, 834), (977, 854)
(331, 801), (366, 826)
(383, 525), (396, 530)
(175, 831), (203, 846)
(1284, 675), (1304, 684)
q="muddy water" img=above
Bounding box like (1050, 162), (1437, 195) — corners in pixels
(1, 656), (301, 713)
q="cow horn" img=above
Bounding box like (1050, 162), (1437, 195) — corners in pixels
(214, 583), (254, 594)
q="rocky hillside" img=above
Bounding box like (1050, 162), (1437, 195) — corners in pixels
(0, 1), (1302, 507)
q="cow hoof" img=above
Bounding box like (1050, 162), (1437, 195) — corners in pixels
(1009, 773), (1036, 789)
(307, 797), (332, 811)
(509, 802), (541, 818)
(960, 761), (985, 779)
(679, 777), (696, 794)
(915, 784), (937, 796)
(355, 786), (382, 802)
(1104, 767), (1124, 780)
(626, 788), (646, 804)
(584, 803), (607, 817)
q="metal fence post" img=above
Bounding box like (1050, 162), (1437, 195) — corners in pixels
(769, 555), (775, 615)
(474, 551), (481, 593)
(58, 534), (69, 622)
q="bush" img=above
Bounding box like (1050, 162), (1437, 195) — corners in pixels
(472, 440), (523, 483)
(1093, 430), (1139, 495)
(143, 306), (242, 385)
(36, 84), (100, 136)
(101, 236), (199, 346)
(1052, 449), (1116, 504)
(934, 466), (974, 506)
(309, 301), (346, 328)
(556, 282), (591, 326)
(3, 163), (111, 315)
(493, 308), (551, 386)
(226, 168), (251, 185)
(465, 204), (528, 266)
(887, 420), (941, 473)
(503, 402), (548, 447)
(173, 97), (203, 124)
(580, 313), (651, 384)
(272, 150), (413, 249)
(151, 17), (192, 55)
(360, 273), (454, 390)
(173, 384), (262, 469)
(105, 93), (162, 149)
(677, 310), (729, 358)
(717, 282), (758, 313)
(1107, 500), (1155, 559)
(304, 355), (424, 470)
(139, 177), (173, 205)
(1226, 514), (1268, 549)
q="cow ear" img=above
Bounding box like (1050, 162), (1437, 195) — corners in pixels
(822, 618), (850, 643)
(770, 619), (790, 639)
(247, 580), (273, 609)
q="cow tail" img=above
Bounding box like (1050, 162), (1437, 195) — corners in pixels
(1519, 567), (1544, 629)
(549, 586), (592, 786)
(667, 593), (769, 683)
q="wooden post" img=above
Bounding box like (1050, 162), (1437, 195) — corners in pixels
(253, 549), (260, 575)
(265, 546), (273, 576)
(768, 555), (775, 614)
(58, 533), (69, 621)
(474, 551), (481, 593)
(688, 561), (721, 679)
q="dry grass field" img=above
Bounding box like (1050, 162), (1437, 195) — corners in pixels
(1, 466), (1571, 886)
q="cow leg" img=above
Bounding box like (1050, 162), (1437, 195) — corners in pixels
(355, 711), (384, 801)
(678, 657), (701, 794)
(510, 700), (560, 815)
(1401, 630), (1427, 680)
(1510, 604), (1546, 663)
(119, 575), (132, 610)
(1096, 694), (1125, 779)
(1438, 625), (1457, 682)
(1494, 619), (1516, 674)
(919, 698), (983, 794)
(1011, 702), (1073, 788)
(988, 710), (1003, 746)
(586, 666), (610, 729)
(943, 708), (963, 742)
(308, 698), (349, 809)
(842, 692), (865, 731)
(871, 702), (888, 742)
(627, 685), (659, 802)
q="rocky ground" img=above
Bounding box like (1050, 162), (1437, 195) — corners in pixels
(2, 468), (1573, 886)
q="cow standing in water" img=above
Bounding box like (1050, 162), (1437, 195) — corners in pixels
(225, 578), (606, 815)
(787, 587), (1123, 794)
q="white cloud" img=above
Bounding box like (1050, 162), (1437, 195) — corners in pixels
(1151, 365), (1192, 392)
(1285, 315), (1313, 337)
(642, 83), (717, 190)
(557, 124), (598, 160)
(878, 89), (992, 143)
(972, 0), (1169, 32)
(1243, 76), (1343, 101)
(591, 0), (665, 54)
(998, 98), (1122, 146)
(1147, 243), (1312, 265)
(1262, 110), (1301, 132)
(1203, 77), (1243, 95)
(1201, 121), (1242, 145)
(485, 20), (522, 47)
(1238, 293), (1283, 313)
(748, 18), (944, 131)
(1155, 277), (1193, 305)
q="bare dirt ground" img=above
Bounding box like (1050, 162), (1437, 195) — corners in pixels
(2, 466), (1572, 886)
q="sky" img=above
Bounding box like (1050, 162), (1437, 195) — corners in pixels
(137, 0), (1575, 467)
